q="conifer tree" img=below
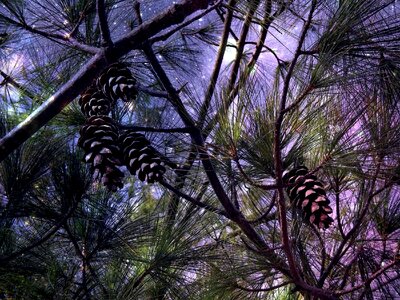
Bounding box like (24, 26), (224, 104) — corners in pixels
(1, 1), (400, 299)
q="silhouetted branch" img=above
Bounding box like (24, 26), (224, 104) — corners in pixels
(234, 281), (292, 293)
(149, 0), (223, 44)
(0, 69), (36, 100)
(119, 125), (193, 133)
(159, 180), (227, 217)
(97, 0), (113, 46)
(0, 13), (99, 54)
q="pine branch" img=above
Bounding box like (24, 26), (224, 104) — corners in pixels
(234, 281), (292, 293)
(335, 259), (399, 296)
(140, 17), (290, 276)
(225, 0), (261, 97)
(271, 2), (338, 299)
(97, 0), (113, 46)
(318, 166), (390, 287)
(135, 84), (170, 98)
(141, 42), (195, 127)
(0, 202), (78, 263)
(202, 0), (283, 136)
(119, 125), (193, 133)
(149, 0), (223, 44)
(248, 191), (277, 223)
(141, 0), (208, 219)
(0, 0), (211, 163)
(0, 69), (36, 101)
(166, 148), (198, 225)
(64, 224), (109, 297)
(159, 180), (227, 217)
(198, 0), (237, 127)
(0, 13), (99, 54)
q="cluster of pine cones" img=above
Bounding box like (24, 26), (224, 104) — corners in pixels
(283, 166), (334, 229)
(77, 63), (167, 191)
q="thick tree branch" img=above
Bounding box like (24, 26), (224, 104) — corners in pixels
(113, 0), (210, 56)
(0, 52), (108, 162)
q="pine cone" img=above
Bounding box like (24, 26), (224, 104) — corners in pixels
(283, 166), (333, 229)
(78, 116), (124, 191)
(97, 63), (138, 102)
(119, 130), (166, 183)
(78, 86), (113, 117)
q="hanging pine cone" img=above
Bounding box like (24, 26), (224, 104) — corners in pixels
(282, 166), (333, 229)
(97, 63), (138, 102)
(78, 86), (113, 118)
(78, 116), (124, 191)
(119, 130), (166, 183)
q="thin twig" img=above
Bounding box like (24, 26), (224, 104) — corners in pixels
(159, 180), (228, 217)
(149, 0), (223, 44)
(0, 69), (36, 100)
(134, 1), (143, 25)
(215, 6), (239, 41)
(281, 84), (315, 114)
(119, 125), (193, 133)
(135, 84), (170, 98)
(334, 177), (346, 239)
(69, 3), (93, 38)
(249, 192), (278, 224)
(234, 156), (279, 190)
(234, 281), (293, 292)
(0, 13), (99, 54)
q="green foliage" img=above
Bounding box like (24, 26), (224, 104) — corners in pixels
(1, 0), (400, 299)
